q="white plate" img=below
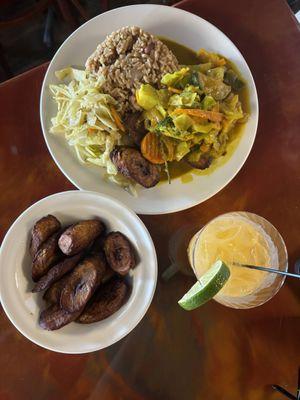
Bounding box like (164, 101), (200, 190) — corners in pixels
(40, 4), (258, 215)
(0, 191), (157, 354)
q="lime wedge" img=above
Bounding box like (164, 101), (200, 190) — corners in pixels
(178, 260), (230, 310)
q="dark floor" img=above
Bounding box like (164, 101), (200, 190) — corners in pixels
(0, 0), (298, 83)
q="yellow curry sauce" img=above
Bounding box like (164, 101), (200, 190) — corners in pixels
(159, 37), (250, 183)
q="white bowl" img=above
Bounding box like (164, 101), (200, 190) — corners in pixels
(0, 191), (157, 353)
(40, 4), (258, 215)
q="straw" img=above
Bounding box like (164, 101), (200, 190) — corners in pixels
(232, 262), (300, 279)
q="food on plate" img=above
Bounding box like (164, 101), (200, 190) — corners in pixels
(31, 232), (62, 282)
(58, 220), (104, 255)
(77, 277), (128, 324)
(50, 26), (248, 193)
(32, 252), (83, 293)
(30, 214), (61, 257)
(60, 253), (107, 313)
(124, 112), (147, 145)
(49, 68), (131, 189)
(104, 231), (136, 275)
(43, 274), (69, 305)
(141, 131), (167, 164)
(85, 26), (179, 115)
(90, 233), (106, 253)
(110, 147), (160, 188)
(186, 152), (212, 170)
(28, 215), (137, 330)
(102, 267), (116, 283)
(39, 304), (81, 331)
(136, 61), (246, 173)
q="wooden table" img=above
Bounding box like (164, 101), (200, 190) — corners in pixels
(0, 0), (300, 399)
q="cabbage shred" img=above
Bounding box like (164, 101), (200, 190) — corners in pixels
(49, 67), (136, 194)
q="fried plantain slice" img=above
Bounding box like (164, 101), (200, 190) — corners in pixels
(32, 253), (83, 293)
(60, 254), (107, 313)
(77, 277), (127, 324)
(32, 232), (62, 282)
(104, 232), (136, 275)
(58, 220), (105, 256)
(30, 215), (61, 258)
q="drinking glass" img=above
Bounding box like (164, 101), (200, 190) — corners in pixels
(188, 212), (288, 309)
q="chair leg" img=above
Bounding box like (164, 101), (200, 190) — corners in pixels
(101, 0), (109, 12)
(43, 5), (55, 48)
(55, 0), (78, 31)
(70, 0), (88, 21)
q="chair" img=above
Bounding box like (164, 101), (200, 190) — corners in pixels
(0, 0), (93, 80)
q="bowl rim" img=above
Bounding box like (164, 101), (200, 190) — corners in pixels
(0, 190), (158, 353)
(40, 4), (259, 215)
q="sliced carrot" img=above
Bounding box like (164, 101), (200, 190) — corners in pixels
(200, 143), (210, 152)
(212, 103), (220, 113)
(217, 58), (226, 66)
(141, 132), (165, 164)
(88, 128), (96, 134)
(172, 108), (223, 122)
(110, 105), (125, 132)
(161, 136), (175, 161)
(197, 49), (226, 66)
(168, 87), (182, 94)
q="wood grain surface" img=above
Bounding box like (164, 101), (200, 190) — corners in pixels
(0, 0), (299, 399)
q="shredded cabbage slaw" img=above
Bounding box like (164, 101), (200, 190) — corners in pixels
(49, 67), (136, 193)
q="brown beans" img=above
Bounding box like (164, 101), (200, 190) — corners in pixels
(31, 232), (62, 282)
(60, 254), (107, 313)
(30, 215), (61, 258)
(58, 220), (105, 256)
(39, 304), (81, 331)
(104, 232), (136, 275)
(144, 42), (155, 54)
(32, 253), (83, 293)
(77, 277), (127, 324)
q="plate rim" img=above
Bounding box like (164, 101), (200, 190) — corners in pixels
(40, 4), (259, 215)
(0, 190), (158, 353)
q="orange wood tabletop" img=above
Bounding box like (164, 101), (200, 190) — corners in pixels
(0, 0), (299, 399)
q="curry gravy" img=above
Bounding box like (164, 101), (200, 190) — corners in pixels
(159, 37), (250, 183)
